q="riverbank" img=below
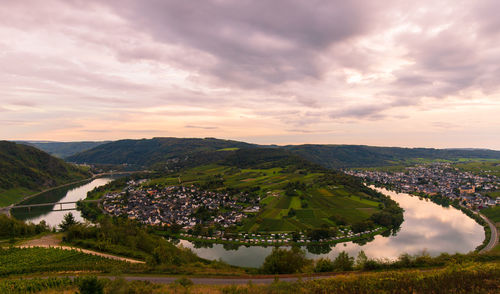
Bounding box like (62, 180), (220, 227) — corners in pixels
(172, 227), (385, 247)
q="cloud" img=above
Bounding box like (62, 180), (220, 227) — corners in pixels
(98, 0), (389, 87)
(185, 125), (219, 130)
(0, 0), (499, 148)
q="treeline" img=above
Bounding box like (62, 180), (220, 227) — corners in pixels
(0, 215), (50, 239)
(67, 137), (255, 166)
(223, 148), (325, 171)
(284, 144), (500, 169)
(260, 247), (500, 275)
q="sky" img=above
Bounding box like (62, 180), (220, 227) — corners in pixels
(1, 0), (499, 149)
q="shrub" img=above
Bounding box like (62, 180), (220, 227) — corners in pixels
(77, 276), (104, 294)
(314, 258), (335, 272)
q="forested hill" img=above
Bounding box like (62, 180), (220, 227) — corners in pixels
(283, 145), (500, 168)
(0, 141), (91, 206)
(66, 137), (500, 170)
(17, 141), (109, 158)
(66, 137), (257, 166)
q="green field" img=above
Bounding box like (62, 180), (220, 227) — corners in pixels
(455, 160), (500, 177)
(148, 163), (383, 233)
(0, 187), (35, 207)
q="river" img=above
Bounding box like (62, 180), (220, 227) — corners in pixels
(11, 178), (114, 227)
(179, 187), (485, 267)
(12, 182), (485, 268)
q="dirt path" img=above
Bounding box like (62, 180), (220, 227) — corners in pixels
(18, 234), (145, 264)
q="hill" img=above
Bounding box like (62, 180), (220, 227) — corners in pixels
(67, 137), (500, 170)
(284, 144), (500, 168)
(16, 141), (109, 158)
(66, 137), (257, 168)
(0, 141), (91, 206)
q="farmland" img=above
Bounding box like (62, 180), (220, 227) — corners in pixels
(147, 163), (384, 233)
(0, 247), (137, 276)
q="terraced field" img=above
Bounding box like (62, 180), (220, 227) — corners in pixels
(148, 164), (383, 233)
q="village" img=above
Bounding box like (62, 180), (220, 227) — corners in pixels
(102, 179), (259, 228)
(101, 179), (385, 245)
(347, 163), (500, 209)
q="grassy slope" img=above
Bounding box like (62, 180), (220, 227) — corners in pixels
(149, 163), (382, 232)
(0, 141), (91, 207)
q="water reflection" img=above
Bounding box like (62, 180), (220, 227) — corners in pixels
(181, 187), (485, 268)
(12, 178), (113, 227)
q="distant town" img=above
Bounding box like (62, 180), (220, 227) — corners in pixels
(347, 163), (500, 209)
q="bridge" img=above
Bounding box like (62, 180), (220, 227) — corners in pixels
(10, 199), (102, 212)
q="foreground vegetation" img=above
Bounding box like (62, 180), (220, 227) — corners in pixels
(1, 261), (499, 293)
(0, 214), (50, 240)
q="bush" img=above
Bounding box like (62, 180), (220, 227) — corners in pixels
(174, 277), (193, 288)
(314, 258), (335, 272)
(333, 251), (354, 271)
(105, 278), (158, 294)
(77, 276), (104, 294)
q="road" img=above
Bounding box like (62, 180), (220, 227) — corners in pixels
(118, 275), (331, 285)
(479, 213), (498, 253)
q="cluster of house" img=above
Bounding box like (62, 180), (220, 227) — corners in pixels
(180, 227), (382, 244)
(347, 163), (500, 209)
(102, 180), (259, 228)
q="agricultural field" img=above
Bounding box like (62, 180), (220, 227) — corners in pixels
(148, 164), (383, 233)
(0, 247), (137, 276)
(4, 261), (499, 294)
(455, 160), (500, 177)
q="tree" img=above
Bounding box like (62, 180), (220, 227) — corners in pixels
(333, 251), (354, 271)
(261, 247), (310, 274)
(59, 212), (78, 232)
(355, 250), (368, 269)
(77, 276), (104, 294)
(314, 258), (335, 272)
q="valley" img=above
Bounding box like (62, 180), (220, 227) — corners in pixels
(0, 138), (498, 293)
